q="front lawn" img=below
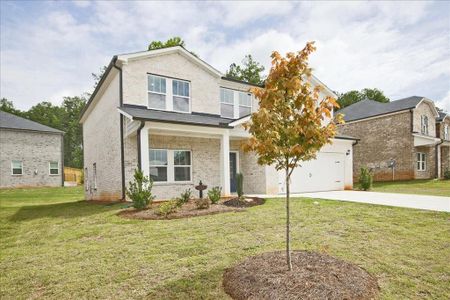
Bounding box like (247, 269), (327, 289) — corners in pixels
(372, 179), (450, 197)
(1, 187), (449, 299)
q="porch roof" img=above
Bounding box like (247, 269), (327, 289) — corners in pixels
(119, 105), (234, 128)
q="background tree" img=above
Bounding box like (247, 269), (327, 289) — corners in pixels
(226, 55), (265, 85)
(148, 36), (185, 50)
(91, 65), (108, 89)
(243, 42), (343, 270)
(337, 88), (389, 109)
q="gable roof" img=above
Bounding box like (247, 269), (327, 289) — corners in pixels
(437, 111), (449, 122)
(338, 96), (438, 122)
(0, 110), (63, 134)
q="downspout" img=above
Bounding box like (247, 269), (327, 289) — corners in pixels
(435, 138), (444, 179)
(113, 59), (126, 201)
(409, 109), (414, 133)
(137, 121), (145, 170)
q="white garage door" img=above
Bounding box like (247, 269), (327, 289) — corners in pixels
(278, 152), (345, 193)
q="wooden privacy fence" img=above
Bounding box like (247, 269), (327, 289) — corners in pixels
(64, 167), (82, 184)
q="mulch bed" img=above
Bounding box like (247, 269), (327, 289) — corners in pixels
(223, 197), (265, 208)
(118, 199), (243, 220)
(223, 251), (379, 300)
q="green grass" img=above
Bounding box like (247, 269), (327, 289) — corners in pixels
(372, 179), (450, 197)
(1, 187), (449, 299)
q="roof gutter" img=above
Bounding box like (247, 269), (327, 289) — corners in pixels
(112, 60), (126, 201)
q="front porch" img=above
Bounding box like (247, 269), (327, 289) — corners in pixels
(134, 121), (265, 200)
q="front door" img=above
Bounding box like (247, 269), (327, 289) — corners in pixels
(229, 152), (238, 193)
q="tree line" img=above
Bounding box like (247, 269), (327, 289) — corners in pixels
(0, 36), (389, 169)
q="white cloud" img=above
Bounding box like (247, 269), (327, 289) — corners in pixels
(436, 90), (450, 112)
(0, 1), (449, 111)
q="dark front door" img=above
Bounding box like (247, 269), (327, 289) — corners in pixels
(229, 152), (237, 193)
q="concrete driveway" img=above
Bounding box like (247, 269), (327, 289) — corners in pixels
(252, 191), (450, 212)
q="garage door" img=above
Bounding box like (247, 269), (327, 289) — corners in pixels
(278, 152), (345, 193)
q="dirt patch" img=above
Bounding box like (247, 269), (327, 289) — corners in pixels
(223, 197), (265, 208)
(223, 251), (379, 300)
(117, 199), (244, 220)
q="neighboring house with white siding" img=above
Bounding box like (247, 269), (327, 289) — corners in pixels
(0, 110), (64, 188)
(80, 46), (356, 201)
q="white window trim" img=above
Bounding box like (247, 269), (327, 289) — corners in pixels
(172, 79), (191, 113)
(147, 74), (191, 113)
(49, 161), (59, 176)
(417, 152), (426, 171)
(220, 87), (253, 119)
(150, 148), (192, 184)
(11, 160), (23, 176)
(444, 124), (449, 140)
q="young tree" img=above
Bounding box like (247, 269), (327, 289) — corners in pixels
(243, 42), (343, 270)
(226, 55), (265, 85)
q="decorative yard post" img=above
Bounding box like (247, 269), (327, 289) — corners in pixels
(195, 180), (207, 199)
(243, 42), (343, 271)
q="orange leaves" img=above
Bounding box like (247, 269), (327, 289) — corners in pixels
(242, 41), (339, 171)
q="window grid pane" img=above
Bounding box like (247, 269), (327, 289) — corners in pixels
(174, 167), (190, 181)
(220, 88), (234, 104)
(173, 80), (189, 97)
(239, 92), (252, 106)
(148, 93), (166, 109)
(221, 103), (234, 118)
(150, 167), (167, 182)
(173, 96), (189, 112)
(148, 75), (166, 94)
(174, 151), (191, 166)
(150, 149), (168, 166)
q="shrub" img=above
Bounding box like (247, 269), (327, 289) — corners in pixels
(179, 189), (193, 205)
(444, 169), (450, 180)
(195, 198), (210, 209)
(236, 173), (244, 199)
(125, 169), (155, 210)
(207, 186), (221, 204)
(359, 167), (373, 191)
(158, 199), (179, 217)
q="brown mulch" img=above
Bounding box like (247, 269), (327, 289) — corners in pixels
(223, 251), (379, 300)
(117, 199), (244, 220)
(223, 197), (265, 208)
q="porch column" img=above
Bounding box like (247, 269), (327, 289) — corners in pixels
(220, 130), (231, 196)
(140, 125), (150, 177)
(437, 144), (441, 178)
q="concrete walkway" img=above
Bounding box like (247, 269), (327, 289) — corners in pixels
(250, 191), (450, 212)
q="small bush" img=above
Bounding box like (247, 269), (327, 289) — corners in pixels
(179, 189), (193, 205)
(158, 199), (179, 217)
(236, 173), (244, 198)
(444, 169), (450, 180)
(195, 198), (210, 209)
(126, 169), (155, 210)
(359, 167), (373, 191)
(207, 186), (221, 204)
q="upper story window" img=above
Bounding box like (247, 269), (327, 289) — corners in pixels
(148, 74), (190, 113)
(11, 160), (23, 175)
(220, 88), (252, 119)
(444, 124), (449, 140)
(49, 161), (59, 175)
(420, 115), (429, 135)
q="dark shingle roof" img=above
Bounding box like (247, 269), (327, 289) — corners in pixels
(337, 96), (425, 122)
(119, 105), (234, 128)
(0, 110), (63, 133)
(437, 111), (448, 122)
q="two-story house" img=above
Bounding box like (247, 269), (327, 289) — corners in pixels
(80, 46), (356, 201)
(338, 96), (449, 181)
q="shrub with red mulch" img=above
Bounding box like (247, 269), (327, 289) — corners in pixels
(223, 251), (379, 300)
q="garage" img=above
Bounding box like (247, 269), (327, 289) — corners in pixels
(278, 150), (349, 194)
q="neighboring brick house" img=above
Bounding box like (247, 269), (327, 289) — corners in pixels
(436, 112), (450, 176)
(338, 97), (449, 181)
(80, 46), (357, 201)
(0, 111), (64, 188)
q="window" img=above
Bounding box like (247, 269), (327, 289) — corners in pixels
(93, 163), (97, 190)
(149, 149), (192, 183)
(239, 92), (252, 118)
(417, 153), (426, 171)
(11, 160), (23, 175)
(421, 115), (429, 135)
(148, 75), (166, 109)
(444, 124), (449, 140)
(220, 88), (234, 118)
(172, 79), (190, 112)
(149, 149), (168, 182)
(174, 150), (191, 181)
(49, 161), (59, 175)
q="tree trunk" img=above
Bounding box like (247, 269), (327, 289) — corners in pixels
(286, 167), (293, 271)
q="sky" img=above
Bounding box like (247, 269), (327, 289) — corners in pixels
(1, 1), (449, 112)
